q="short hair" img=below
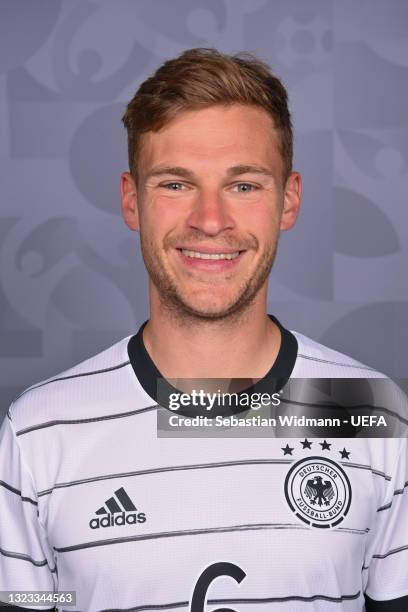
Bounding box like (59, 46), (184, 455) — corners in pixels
(122, 47), (293, 182)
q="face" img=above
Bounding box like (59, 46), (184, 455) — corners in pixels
(121, 104), (301, 320)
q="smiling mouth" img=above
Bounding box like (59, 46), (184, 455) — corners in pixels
(179, 248), (242, 260)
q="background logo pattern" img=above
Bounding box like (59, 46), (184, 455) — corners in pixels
(1, 0), (407, 415)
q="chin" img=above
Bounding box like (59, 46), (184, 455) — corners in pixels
(174, 293), (251, 321)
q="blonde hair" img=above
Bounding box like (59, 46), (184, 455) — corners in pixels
(122, 47), (293, 182)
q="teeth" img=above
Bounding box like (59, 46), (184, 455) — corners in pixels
(181, 249), (240, 260)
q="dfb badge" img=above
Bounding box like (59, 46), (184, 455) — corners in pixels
(284, 456), (352, 528)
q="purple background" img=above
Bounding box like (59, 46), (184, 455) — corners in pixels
(1, 0), (407, 416)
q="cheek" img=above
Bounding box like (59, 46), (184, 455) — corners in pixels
(151, 193), (192, 224)
(238, 206), (279, 241)
(139, 196), (181, 239)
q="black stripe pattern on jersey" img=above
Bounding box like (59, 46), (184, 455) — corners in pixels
(15, 404), (157, 437)
(0, 479), (38, 505)
(37, 458), (294, 497)
(53, 521), (369, 555)
(12, 359), (131, 403)
(36, 457), (390, 498)
(96, 589), (361, 611)
(0, 546), (56, 571)
(377, 480), (408, 512)
(297, 353), (376, 371)
(363, 543), (408, 570)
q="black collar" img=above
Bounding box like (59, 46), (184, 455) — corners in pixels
(128, 314), (298, 416)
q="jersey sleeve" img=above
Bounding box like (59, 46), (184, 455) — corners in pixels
(0, 412), (57, 606)
(364, 437), (408, 602)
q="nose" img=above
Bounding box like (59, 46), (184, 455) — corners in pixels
(186, 188), (234, 236)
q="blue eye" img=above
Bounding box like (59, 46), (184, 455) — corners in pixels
(234, 183), (257, 193)
(162, 182), (185, 190)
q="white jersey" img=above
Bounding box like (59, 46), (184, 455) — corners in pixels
(0, 315), (407, 611)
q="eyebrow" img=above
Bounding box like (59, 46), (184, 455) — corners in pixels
(144, 164), (275, 180)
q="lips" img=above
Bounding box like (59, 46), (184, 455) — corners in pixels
(180, 249), (241, 260)
(176, 247), (246, 270)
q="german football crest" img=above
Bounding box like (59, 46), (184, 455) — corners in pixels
(284, 456), (352, 528)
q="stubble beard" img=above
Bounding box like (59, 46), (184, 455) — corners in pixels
(140, 232), (279, 323)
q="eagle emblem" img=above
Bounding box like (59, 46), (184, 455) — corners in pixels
(305, 476), (335, 507)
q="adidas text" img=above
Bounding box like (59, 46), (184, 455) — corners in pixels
(89, 511), (146, 529)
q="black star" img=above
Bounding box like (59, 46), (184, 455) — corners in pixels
(282, 444), (294, 456)
(300, 438), (312, 449)
(320, 440), (331, 451)
(339, 448), (351, 460)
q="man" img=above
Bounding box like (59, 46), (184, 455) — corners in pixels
(0, 48), (407, 612)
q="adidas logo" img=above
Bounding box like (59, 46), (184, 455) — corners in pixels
(89, 487), (146, 529)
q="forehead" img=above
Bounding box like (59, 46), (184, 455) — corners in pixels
(138, 104), (282, 175)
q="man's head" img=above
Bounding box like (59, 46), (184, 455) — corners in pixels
(120, 48), (301, 321)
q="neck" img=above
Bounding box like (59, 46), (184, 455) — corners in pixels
(142, 288), (281, 379)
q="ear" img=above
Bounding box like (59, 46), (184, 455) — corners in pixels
(120, 171), (140, 231)
(280, 171), (302, 231)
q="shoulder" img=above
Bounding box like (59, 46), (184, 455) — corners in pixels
(290, 329), (408, 435)
(7, 335), (133, 433)
(290, 330), (385, 378)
